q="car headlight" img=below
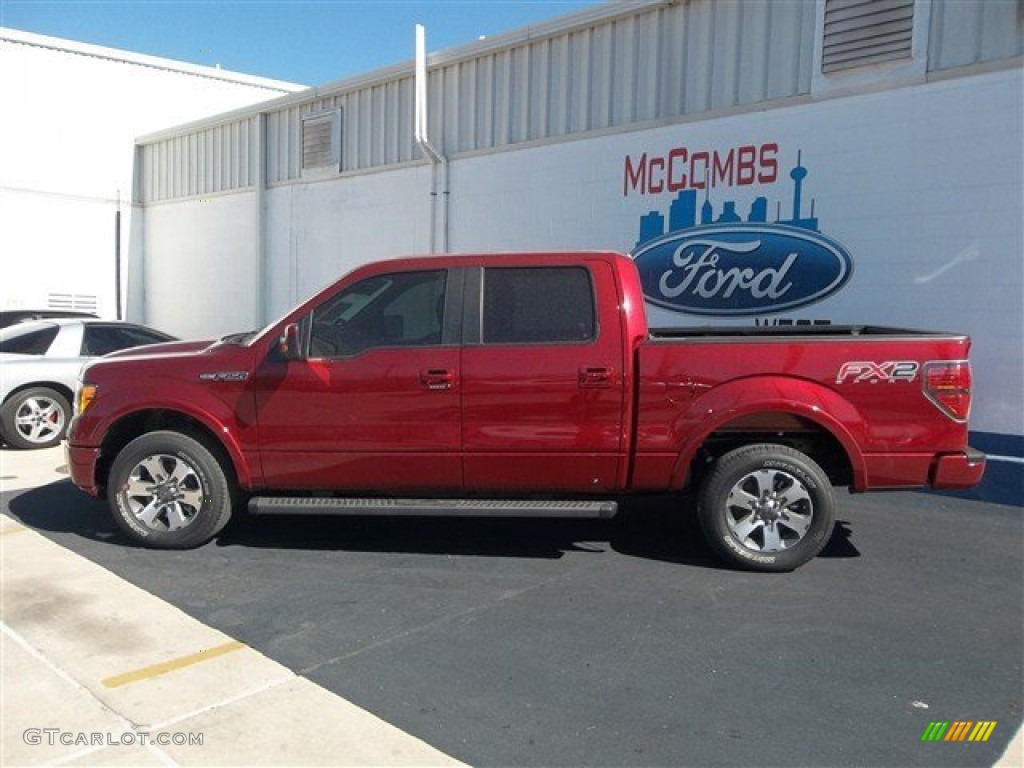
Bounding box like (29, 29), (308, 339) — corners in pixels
(74, 381), (98, 418)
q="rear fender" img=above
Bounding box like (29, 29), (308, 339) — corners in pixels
(668, 376), (868, 489)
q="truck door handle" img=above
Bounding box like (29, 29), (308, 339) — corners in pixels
(579, 366), (614, 388)
(420, 368), (455, 391)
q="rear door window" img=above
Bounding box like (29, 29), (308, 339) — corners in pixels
(482, 267), (596, 344)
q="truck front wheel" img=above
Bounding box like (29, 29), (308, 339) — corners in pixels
(697, 444), (835, 572)
(108, 430), (234, 549)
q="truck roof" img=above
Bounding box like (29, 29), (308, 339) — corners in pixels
(364, 250), (631, 271)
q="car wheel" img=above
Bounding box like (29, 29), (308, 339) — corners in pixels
(698, 444), (836, 572)
(108, 430), (234, 549)
(0, 387), (71, 449)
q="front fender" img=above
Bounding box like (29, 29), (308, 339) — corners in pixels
(73, 383), (258, 489)
(668, 376), (869, 489)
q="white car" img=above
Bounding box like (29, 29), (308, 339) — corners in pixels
(0, 319), (175, 449)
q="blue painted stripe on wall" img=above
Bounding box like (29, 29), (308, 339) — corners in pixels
(970, 431), (1024, 461)
(943, 432), (1024, 507)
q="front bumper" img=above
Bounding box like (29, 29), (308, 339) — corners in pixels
(931, 448), (987, 490)
(65, 442), (102, 497)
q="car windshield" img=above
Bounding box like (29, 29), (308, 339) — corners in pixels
(0, 322), (59, 354)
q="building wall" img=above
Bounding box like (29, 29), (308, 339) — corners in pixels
(0, 28), (303, 320)
(143, 192), (259, 336)
(262, 165), (432, 314)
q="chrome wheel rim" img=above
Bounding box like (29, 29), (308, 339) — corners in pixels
(14, 395), (66, 444)
(121, 454), (205, 532)
(725, 468), (813, 552)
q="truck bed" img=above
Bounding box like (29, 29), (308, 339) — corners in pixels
(648, 325), (965, 340)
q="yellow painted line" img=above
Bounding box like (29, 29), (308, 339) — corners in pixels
(102, 640), (246, 688)
(0, 526), (29, 536)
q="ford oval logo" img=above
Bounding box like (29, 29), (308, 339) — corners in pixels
(632, 224), (853, 316)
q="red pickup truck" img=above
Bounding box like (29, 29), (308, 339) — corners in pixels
(67, 252), (984, 571)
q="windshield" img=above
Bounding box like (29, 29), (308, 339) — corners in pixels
(316, 278), (393, 324)
(0, 322), (59, 354)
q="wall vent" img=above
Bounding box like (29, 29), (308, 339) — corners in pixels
(822, 0), (915, 73)
(302, 109), (341, 171)
(48, 293), (98, 313)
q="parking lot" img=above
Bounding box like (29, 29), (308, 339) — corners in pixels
(2, 445), (1021, 767)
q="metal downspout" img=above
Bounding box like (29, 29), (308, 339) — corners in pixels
(114, 190), (122, 320)
(255, 112), (267, 327)
(414, 24), (449, 253)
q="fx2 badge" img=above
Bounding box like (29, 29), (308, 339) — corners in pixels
(836, 361), (920, 384)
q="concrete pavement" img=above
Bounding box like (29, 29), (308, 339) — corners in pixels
(1, 446), (465, 767)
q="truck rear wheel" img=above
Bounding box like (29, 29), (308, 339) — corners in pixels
(698, 444), (835, 572)
(108, 430), (234, 549)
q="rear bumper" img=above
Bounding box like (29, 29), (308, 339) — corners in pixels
(931, 448), (987, 490)
(861, 448), (986, 490)
(65, 442), (102, 497)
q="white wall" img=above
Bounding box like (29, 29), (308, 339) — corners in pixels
(143, 193), (259, 339)
(0, 189), (114, 309)
(0, 28), (302, 323)
(141, 165), (433, 339)
(263, 166), (432, 318)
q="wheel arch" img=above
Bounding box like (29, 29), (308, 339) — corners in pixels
(2, 380), (75, 407)
(669, 377), (868, 491)
(95, 409), (246, 496)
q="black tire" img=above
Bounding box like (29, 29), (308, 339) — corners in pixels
(697, 444), (835, 572)
(0, 387), (71, 449)
(108, 430), (234, 549)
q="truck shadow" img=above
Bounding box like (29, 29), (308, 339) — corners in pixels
(217, 495), (724, 567)
(4, 479), (117, 540)
(6, 480), (859, 568)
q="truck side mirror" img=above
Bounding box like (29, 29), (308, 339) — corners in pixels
(278, 323), (302, 360)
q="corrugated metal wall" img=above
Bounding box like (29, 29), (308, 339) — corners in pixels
(137, 0), (1023, 204)
(264, 81), (419, 183)
(259, 0), (816, 184)
(928, 0), (1024, 72)
(141, 117), (258, 202)
(430, 0), (815, 154)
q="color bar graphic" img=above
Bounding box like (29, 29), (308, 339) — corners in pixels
(921, 721), (997, 742)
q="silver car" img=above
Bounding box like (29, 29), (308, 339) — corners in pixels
(0, 319), (175, 449)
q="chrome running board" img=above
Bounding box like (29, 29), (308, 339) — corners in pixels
(247, 496), (618, 519)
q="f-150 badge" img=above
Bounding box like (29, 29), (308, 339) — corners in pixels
(198, 371), (249, 382)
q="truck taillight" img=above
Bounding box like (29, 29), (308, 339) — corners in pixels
(923, 361), (972, 422)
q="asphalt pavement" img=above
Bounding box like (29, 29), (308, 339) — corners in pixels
(2, 445), (1022, 767)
